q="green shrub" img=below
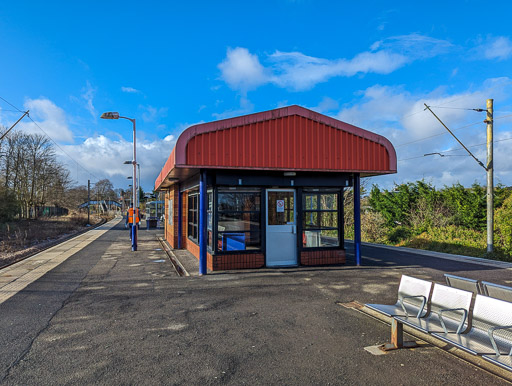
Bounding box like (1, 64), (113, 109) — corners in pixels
(495, 195), (512, 255)
(361, 210), (387, 243)
(387, 226), (412, 244)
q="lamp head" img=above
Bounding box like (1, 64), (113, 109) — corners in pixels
(100, 112), (119, 120)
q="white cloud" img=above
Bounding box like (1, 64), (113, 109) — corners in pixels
(81, 81), (96, 119)
(268, 50), (408, 91)
(121, 86), (141, 93)
(218, 34), (452, 92)
(370, 34), (453, 58)
(13, 98), (74, 143)
(332, 78), (512, 189)
(218, 47), (269, 92)
(60, 134), (177, 191)
(483, 36), (512, 61)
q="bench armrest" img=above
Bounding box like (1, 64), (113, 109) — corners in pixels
(399, 295), (427, 318)
(488, 325), (512, 356)
(437, 308), (468, 334)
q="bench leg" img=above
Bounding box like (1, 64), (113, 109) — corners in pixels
(391, 318), (404, 349)
(381, 319), (418, 351)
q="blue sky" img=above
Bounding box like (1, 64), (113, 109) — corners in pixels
(1, 0), (512, 192)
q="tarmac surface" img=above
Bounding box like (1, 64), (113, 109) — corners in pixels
(0, 217), (511, 385)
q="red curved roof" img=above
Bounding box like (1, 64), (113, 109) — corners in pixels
(155, 105), (396, 190)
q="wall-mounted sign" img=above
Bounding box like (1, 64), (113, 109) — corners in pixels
(276, 199), (285, 212)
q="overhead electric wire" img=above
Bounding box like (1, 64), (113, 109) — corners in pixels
(426, 105), (486, 111)
(0, 96), (23, 112)
(0, 94), (106, 183)
(398, 136), (512, 162)
(26, 115), (104, 182)
(400, 77), (512, 121)
(396, 113), (512, 149)
(395, 120), (483, 148)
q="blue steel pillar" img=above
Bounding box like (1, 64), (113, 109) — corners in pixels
(198, 170), (207, 275)
(177, 184), (182, 249)
(354, 173), (361, 266)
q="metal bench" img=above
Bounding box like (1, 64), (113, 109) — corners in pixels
(394, 283), (473, 335)
(365, 275), (432, 318)
(431, 295), (512, 359)
(481, 281), (512, 302)
(444, 274), (481, 294)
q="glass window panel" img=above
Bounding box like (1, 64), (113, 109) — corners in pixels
(268, 191), (295, 225)
(302, 230), (339, 247)
(304, 194), (318, 210)
(216, 190), (263, 252)
(218, 231), (261, 251)
(320, 230), (339, 247)
(320, 194), (337, 210)
(207, 212), (213, 230)
(303, 211), (318, 228)
(218, 192), (260, 211)
(303, 230), (321, 247)
(320, 212), (338, 229)
(245, 231), (261, 250)
(208, 192), (213, 211)
(218, 212), (260, 232)
(301, 191), (340, 248)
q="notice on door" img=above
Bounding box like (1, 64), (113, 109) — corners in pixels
(276, 200), (285, 212)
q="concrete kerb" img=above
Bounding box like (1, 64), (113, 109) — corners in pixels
(157, 237), (190, 277)
(348, 302), (512, 382)
(345, 240), (512, 270)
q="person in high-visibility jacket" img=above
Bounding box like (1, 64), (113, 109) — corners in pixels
(125, 205), (140, 229)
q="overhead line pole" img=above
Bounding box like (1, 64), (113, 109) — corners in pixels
(0, 110), (29, 141)
(88, 179), (91, 225)
(486, 99), (494, 253)
(424, 101), (494, 254)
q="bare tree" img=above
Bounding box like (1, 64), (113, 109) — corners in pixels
(93, 179), (116, 201)
(0, 132), (72, 219)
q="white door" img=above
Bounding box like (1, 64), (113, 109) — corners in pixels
(266, 189), (297, 267)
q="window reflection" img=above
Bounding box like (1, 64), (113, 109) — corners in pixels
(302, 191), (340, 248)
(217, 189), (262, 251)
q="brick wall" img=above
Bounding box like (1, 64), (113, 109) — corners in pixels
(164, 187), (180, 248)
(300, 249), (346, 266)
(184, 237), (264, 271)
(211, 253), (265, 270)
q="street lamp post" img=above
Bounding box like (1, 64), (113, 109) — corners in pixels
(101, 111), (138, 251)
(124, 161), (141, 207)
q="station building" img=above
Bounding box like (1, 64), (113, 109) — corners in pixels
(154, 105), (396, 273)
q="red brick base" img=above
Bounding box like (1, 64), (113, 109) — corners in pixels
(185, 239), (264, 271)
(211, 253), (265, 270)
(185, 239), (345, 270)
(300, 249), (346, 266)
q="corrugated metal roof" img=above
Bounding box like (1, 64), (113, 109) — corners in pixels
(155, 105), (396, 190)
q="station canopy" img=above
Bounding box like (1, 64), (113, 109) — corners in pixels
(155, 105), (396, 190)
